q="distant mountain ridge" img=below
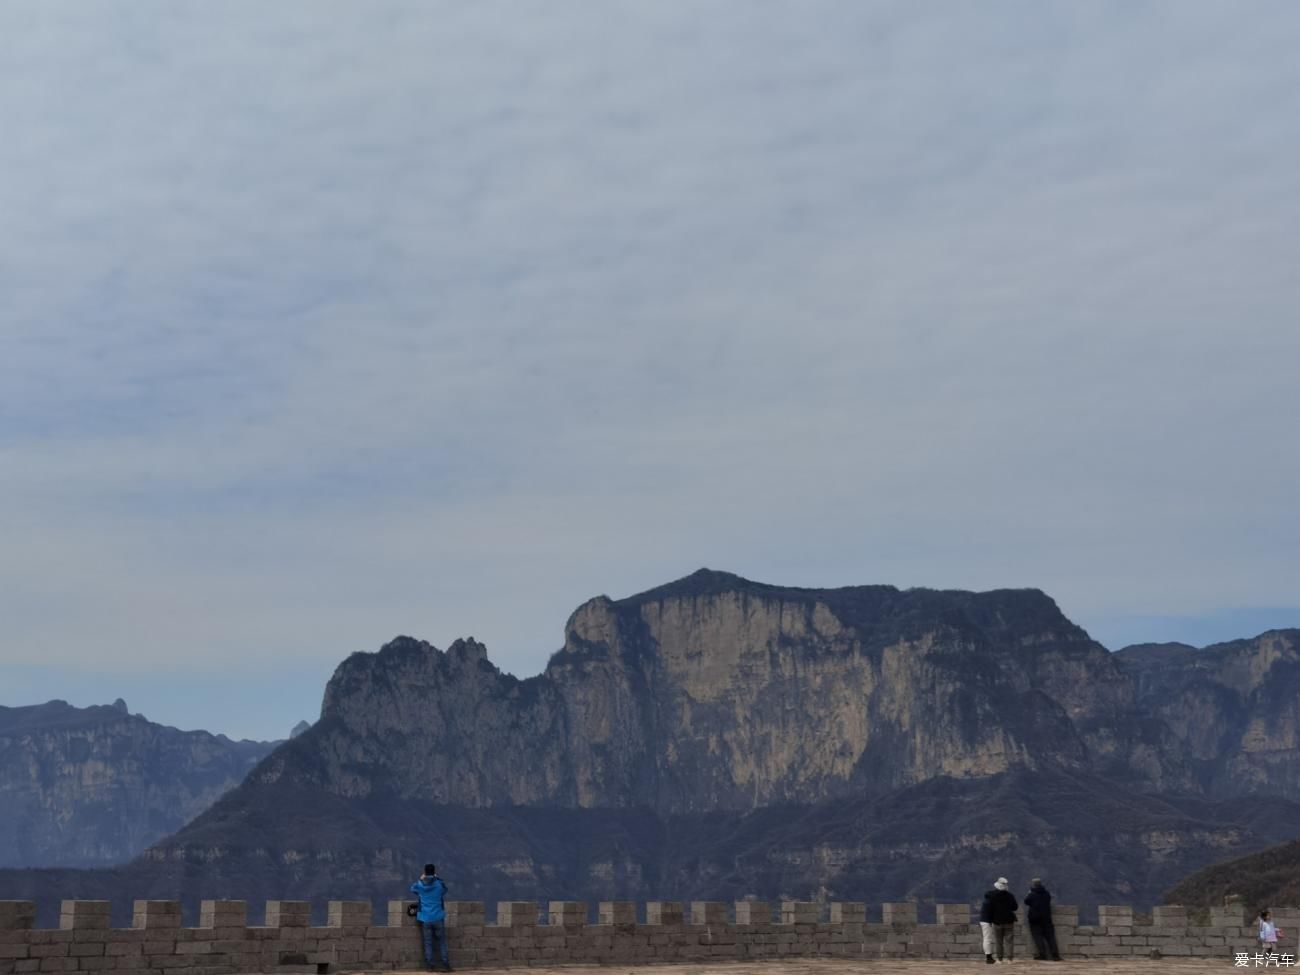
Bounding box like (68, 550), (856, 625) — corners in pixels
(1115, 629), (1300, 795)
(2, 569), (1296, 912)
(0, 700), (277, 868)
(1164, 835), (1300, 910)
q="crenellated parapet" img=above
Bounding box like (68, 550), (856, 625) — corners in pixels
(0, 898), (1292, 973)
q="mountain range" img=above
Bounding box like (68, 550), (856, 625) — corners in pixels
(1, 569), (1296, 915)
(0, 700), (276, 868)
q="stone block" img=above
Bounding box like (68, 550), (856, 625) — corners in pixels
(385, 900), (416, 928)
(198, 901), (247, 930)
(494, 902), (537, 927)
(58, 903), (109, 931)
(646, 902), (684, 926)
(1212, 905), (1249, 926)
(132, 901), (181, 930)
(781, 901), (819, 925)
(936, 903), (971, 926)
(1054, 904), (1080, 927)
(548, 902), (585, 927)
(327, 901), (371, 927)
(1153, 905), (1187, 927)
(691, 902), (727, 925)
(1099, 905), (1134, 927)
(446, 901), (486, 927)
(264, 901), (311, 928)
(734, 901), (771, 925)
(882, 902), (918, 925)
(598, 902), (636, 925)
(830, 902), (865, 924)
(0, 904), (35, 932)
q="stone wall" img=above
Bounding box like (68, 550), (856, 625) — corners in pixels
(1, 899), (1293, 973)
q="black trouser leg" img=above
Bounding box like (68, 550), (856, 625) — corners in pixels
(1030, 923), (1050, 959)
(1044, 924), (1061, 960)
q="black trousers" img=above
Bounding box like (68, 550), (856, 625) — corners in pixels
(1030, 921), (1061, 960)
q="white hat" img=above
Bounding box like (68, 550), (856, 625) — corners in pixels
(995, 877), (1009, 890)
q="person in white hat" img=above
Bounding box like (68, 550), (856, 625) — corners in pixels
(978, 877), (1019, 963)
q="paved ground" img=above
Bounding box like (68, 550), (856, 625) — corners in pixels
(355, 961), (1229, 975)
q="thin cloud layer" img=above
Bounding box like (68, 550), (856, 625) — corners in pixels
(2, 1), (1298, 738)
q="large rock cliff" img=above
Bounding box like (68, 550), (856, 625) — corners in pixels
(276, 570), (1190, 812)
(0, 701), (276, 867)
(4, 570), (1298, 911)
(1116, 630), (1300, 797)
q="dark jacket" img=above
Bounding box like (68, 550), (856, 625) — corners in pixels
(409, 876), (448, 923)
(980, 888), (1019, 925)
(1024, 887), (1053, 926)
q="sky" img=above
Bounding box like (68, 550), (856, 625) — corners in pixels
(2, 1), (1298, 741)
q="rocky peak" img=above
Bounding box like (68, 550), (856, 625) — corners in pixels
(279, 570), (1194, 812)
(446, 637), (490, 664)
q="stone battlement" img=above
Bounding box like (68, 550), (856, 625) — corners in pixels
(0, 899), (1293, 974)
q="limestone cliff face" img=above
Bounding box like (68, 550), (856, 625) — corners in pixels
(7, 570), (1299, 910)
(0, 701), (276, 867)
(277, 569), (1192, 812)
(1116, 629), (1300, 797)
(560, 579), (1189, 807)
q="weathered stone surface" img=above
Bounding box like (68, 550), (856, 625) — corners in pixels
(691, 902), (727, 925)
(327, 901), (370, 927)
(782, 902), (820, 925)
(264, 902), (310, 928)
(646, 902), (684, 926)
(598, 903), (636, 926)
(882, 903), (917, 926)
(199, 900), (246, 929)
(132, 901), (180, 930)
(0, 904), (1268, 972)
(547, 902), (585, 927)
(0, 903), (34, 931)
(830, 903), (865, 924)
(934, 904), (970, 926)
(58, 902), (108, 931)
(495, 903), (537, 928)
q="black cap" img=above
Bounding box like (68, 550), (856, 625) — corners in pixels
(424, 863), (436, 875)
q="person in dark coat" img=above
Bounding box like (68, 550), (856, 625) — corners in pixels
(979, 877), (1019, 963)
(1024, 877), (1062, 961)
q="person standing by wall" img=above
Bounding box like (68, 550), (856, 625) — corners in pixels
(410, 863), (451, 972)
(1024, 878), (1062, 961)
(979, 876), (1019, 963)
(1259, 910), (1281, 955)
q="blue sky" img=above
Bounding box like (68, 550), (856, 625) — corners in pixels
(2, 1), (1298, 741)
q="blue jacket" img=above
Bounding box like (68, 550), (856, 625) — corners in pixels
(409, 876), (448, 923)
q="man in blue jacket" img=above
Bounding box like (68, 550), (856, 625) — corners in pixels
(410, 863), (451, 972)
